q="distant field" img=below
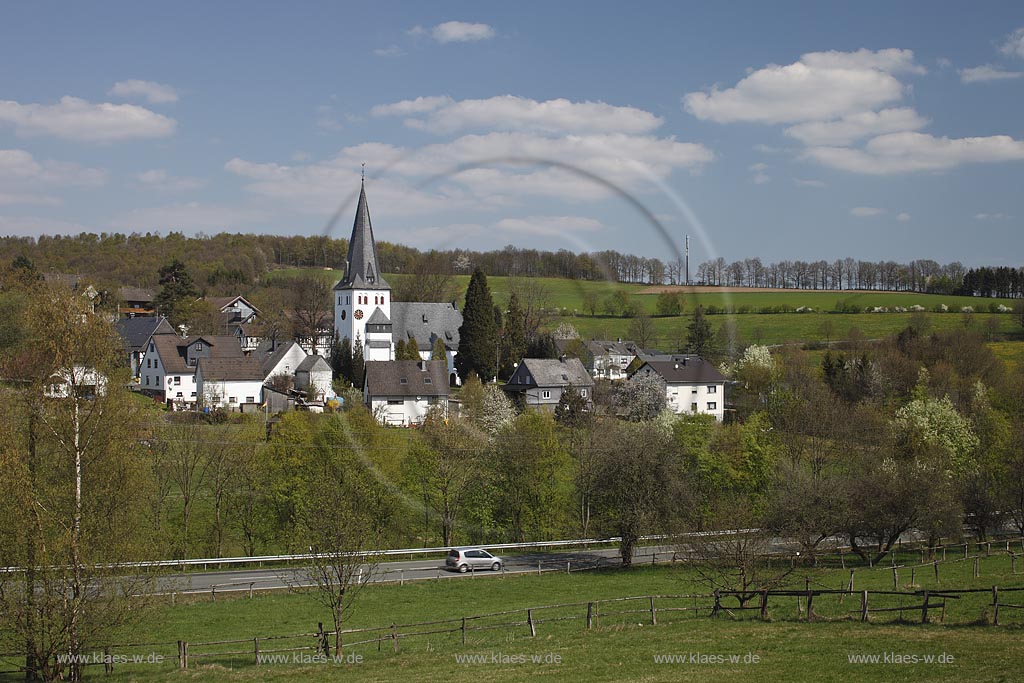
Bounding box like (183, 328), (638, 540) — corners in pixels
(267, 268), (1023, 349)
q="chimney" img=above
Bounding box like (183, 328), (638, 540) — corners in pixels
(559, 354), (567, 363)
(617, 337), (622, 343)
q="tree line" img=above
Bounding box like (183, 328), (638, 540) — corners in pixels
(3, 232), (1019, 298)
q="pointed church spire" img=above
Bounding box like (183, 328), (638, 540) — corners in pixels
(337, 175), (390, 291)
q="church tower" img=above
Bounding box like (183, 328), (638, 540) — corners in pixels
(334, 179), (393, 361)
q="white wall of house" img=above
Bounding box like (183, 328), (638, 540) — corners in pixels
(416, 348), (460, 386)
(199, 377), (263, 411)
(138, 343), (198, 405)
(265, 343), (308, 379)
(366, 395), (446, 426)
(665, 382), (725, 421)
(305, 368), (333, 400)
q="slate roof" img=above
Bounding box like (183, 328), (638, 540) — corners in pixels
(206, 295), (259, 313)
(197, 357), (266, 382)
(587, 339), (640, 356)
(390, 302), (462, 351)
(366, 307), (391, 324)
(116, 316), (174, 352)
(253, 340), (303, 377)
(119, 286), (155, 303)
(632, 356), (727, 384)
(151, 335), (243, 374)
(364, 360), (450, 397)
(296, 355), (331, 373)
(507, 358), (594, 390)
(335, 181), (390, 291)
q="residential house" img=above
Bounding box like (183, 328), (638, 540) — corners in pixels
(629, 355), (727, 421)
(118, 286), (156, 318)
(138, 334), (244, 407)
(115, 316), (175, 380)
(363, 359), (449, 426)
(557, 338), (639, 381)
(196, 357), (265, 412)
(207, 295), (260, 325)
(295, 355), (332, 400)
(255, 340), (308, 386)
(503, 357), (594, 410)
(45, 366), (107, 399)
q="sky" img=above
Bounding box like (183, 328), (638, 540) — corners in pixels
(2, 1), (1024, 268)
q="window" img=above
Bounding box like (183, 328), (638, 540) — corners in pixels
(346, 296), (350, 305)
(690, 402), (698, 412)
(196, 342), (203, 351)
(707, 402), (717, 410)
(173, 376), (181, 385)
(542, 390), (551, 399)
(423, 377), (432, 384)
(387, 399), (403, 405)
(229, 396), (237, 403)
(246, 396), (254, 403)
(580, 388), (588, 397)
(176, 392), (183, 398)
(191, 392), (196, 397)
(707, 385), (717, 394)
(400, 378), (408, 384)
(145, 376), (149, 386)
(146, 358), (151, 368)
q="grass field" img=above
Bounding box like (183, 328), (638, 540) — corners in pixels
(9, 546), (1020, 682)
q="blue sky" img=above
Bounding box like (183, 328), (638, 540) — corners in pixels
(2, 1), (1023, 267)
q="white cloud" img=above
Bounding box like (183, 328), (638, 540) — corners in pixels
(958, 64), (1023, 83)
(0, 149), (107, 187)
(748, 162), (770, 184)
(804, 132), (1024, 174)
(0, 96), (175, 141)
(111, 202), (261, 231)
(370, 96), (453, 117)
(975, 212), (1008, 220)
(683, 48), (919, 124)
(785, 108), (928, 146)
(373, 45), (405, 58)
(109, 80), (179, 104)
(851, 206), (885, 217)
(748, 162), (768, 171)
(794, 178), (826, 187)
(373, 95), (663, 135)
(937, 57), (952, 69)
(1001, 27), (1024, 59)
(897, 212), (911, 222)
(493, 215), (603, 236)
(431, 21), (495, 44)
(137, 169), (204, 192)
(226, 130), (713, 214)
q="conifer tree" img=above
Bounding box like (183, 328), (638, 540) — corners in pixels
(686, 304), (715, 358)
(334, 336), (353, 383)
(351, 336), (365, 389)
(500, 292), (527, 378)
(455, 268), (497, 382)
(431, 337), (447, 362)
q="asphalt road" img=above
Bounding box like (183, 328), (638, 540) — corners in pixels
(157, 546), (681, 595)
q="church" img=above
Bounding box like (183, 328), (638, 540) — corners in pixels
(333, 180), (463, 386)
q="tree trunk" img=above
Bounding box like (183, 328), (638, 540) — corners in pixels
(69, 399), (83, 682)
(24, 410), (39, 682)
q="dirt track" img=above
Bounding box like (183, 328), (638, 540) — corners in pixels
(637, 285), (860, 295)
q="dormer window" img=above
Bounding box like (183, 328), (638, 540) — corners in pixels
(424, 377), (432, 384)
(400, 378), (408, 385)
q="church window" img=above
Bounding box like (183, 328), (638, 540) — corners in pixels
(340, 310), (346, 320)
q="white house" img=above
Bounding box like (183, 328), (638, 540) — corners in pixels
(206, 295), (260, 325)
(115, 316), (174, 381)
(363, 359), (449, 426)
(578, 338), (639, 381)
(295, 355), (333, 400)
(138, 334), (244, 408)
(196, 357), (265, 412)
(256, 340), (308, 383)
(629, 355), (726, 421)
(45, 366), (107, 399)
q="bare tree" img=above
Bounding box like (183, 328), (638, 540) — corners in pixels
(291, 274), (332, 355)
(160, 421), (213, 559)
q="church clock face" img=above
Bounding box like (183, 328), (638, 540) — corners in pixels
(354, 309), (364, 320)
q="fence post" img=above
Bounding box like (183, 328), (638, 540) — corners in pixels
(910, 567), (916, 587)
(254, 637), (260, 664)
(921, 590), (929, 624)
(538, 562), (542, 576)
(211, 586), (217, 602)
(567, 561), (571, 574)
(249, 582), (254, 599)
(942, 546), (946, 561)
(182, 642), (189, 669)
(974, 557), (980, 578)
(528, 609), (536, 638)
(712, 590), (721, 617)
(461, 617), (467, 645)
(992, 586), (999, 626)
(806, 590), (814, 621)
(964, 543), (968, 560)
(177, 640), (184, 669)
(934, 560), (939, 584)
(650, 596), (657, 625)
(848, 569), (855, 593)
(892, 567), (898, 590)
(104, 646), (112, 675)
(586, 602), (593, 629)
(759, 590), (768, 620)
(860, 591), (869, 622)
(401, 570), (405, 586)
(391, 623), (398, 653)
(317, 622), (326, 657)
